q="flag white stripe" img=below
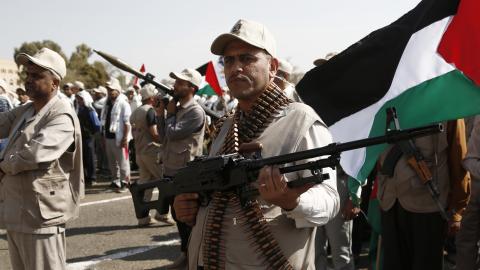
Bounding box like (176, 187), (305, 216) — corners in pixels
(330, 16), (455, 179)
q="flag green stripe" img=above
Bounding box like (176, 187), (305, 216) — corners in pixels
(196, 85), (217, 96)
(356, 70), (480, 181)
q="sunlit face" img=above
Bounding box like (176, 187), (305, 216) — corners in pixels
(24, 63), (58, 101)
(223, 40), (277, 102)
(107, 87), (119, 100)
(172, 79), (195, 100)
(16, 90), (29, 103)
(63, 86), (73, 97)
(93, 92), (104, 100)
(126, 91), (135, 101)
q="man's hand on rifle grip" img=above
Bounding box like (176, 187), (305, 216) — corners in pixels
(173, 193), (199, 227)
(342, 198), (361, 220)
(257, 166), (313, 211)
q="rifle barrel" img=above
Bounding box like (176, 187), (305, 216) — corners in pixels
(249, 123), (443, 168)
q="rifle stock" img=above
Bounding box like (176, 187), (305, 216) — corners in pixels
(129, 123), (443, 219)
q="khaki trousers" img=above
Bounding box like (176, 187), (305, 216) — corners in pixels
(136, 153), (167, 221)
(105, 138), (130, 184)
(7, 230), (66, 270)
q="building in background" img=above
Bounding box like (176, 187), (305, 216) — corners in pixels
(0, 59), (20, 90)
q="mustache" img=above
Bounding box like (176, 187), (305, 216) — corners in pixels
(227, 74), (251, 84)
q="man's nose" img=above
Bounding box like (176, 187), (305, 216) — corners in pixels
(229, 59), (244, 73)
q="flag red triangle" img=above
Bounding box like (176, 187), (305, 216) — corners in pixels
(134, 64), (146, 87)
(205, 61), (223, 96)
(438, 0), (480, 85)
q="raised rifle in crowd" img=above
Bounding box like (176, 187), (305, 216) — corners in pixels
(128, 120), (443, 220)
(381, 107), (450, 220)
(94, 50), (223, 120)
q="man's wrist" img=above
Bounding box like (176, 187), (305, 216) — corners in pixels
(281, 197), (300, 211)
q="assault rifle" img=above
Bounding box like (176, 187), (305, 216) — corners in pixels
(381, 108), (449, 220)
(129, 123), (443, 219)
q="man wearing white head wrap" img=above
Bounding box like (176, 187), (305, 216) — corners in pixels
(91, 86), (110, 177)
(76, 90), (100, 187)
(100, 78), (132, 191)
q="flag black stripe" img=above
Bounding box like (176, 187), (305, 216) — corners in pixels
(296, 0), (459, 126)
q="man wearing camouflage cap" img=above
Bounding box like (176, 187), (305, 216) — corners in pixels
(173, 19), (339, 269)
(0, 48), (83, 270)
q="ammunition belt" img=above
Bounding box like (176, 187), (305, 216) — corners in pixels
(203, 83), (293, 269)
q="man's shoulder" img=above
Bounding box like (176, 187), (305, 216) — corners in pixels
(284, 102), (326, 127)
(51, 96), (76, 115)
(9, 102), (32, 116)
(185, 100), (206, 115)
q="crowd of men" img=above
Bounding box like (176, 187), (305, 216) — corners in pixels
(0, 18), (479, 270)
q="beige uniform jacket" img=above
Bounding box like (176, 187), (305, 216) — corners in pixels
(0, 95), (83, 234)
(130, 104), (161, 156)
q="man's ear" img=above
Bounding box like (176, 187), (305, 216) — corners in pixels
(51, 76), (60, 91)
(269, 57), (279, 79)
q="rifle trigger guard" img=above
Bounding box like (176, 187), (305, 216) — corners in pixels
(311, 168), (323, 180)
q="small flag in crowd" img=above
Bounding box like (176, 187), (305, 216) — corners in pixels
(133, 64), (146, 87)
(196, 59), (226, 96)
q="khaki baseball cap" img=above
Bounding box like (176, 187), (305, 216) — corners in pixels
(73, 80), (85, 90)
(63, 82), (73, 89)
(106, 78), (122, 92)
(278, 59), (293, 74)
(139, 84), (158, 100)
(169, 68), (202, 88)
(93, 86), (107, 95)
(16, 48), (66, 79)
(211, 19), (277, 57)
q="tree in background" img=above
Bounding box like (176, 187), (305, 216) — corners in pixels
(65, 44), (109, 89)
(14, 40), (109, 89)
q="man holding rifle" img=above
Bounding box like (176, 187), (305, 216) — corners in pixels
(173, 19), (340, 269)
(157, 68), (206, 269)
(377, 118), (470, 270)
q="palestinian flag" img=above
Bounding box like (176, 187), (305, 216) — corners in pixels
(296, 0), (480, 182)
(196, 59), (226, 96)
(133, 64), (146, 87)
